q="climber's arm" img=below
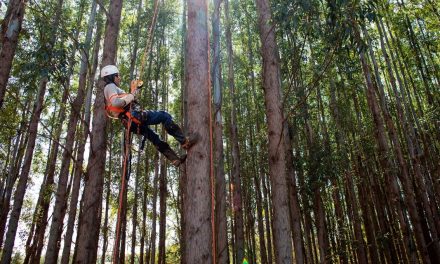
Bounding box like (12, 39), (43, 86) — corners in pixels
(105, 83), (135, 107)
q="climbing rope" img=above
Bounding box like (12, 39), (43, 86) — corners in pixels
(209, 66), (216, 263)
(138, 0), (159, 80)
(111, 0), (160, 263)
(112, 115), (132, 263)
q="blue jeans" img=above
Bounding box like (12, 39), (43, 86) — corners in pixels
(127, 110), (183, 147)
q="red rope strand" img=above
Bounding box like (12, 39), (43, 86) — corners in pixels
(112, 116), (132, 264)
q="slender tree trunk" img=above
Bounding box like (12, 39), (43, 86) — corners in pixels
(358, 41), (431, 263)
(23, 112), (56, 264)
(250, 126), (268, 264)
(0, 0), (63, 261)
(140, 151), (150, 264)
(131, 145), (141, 264)
(179, 1), (188, 263)
(184, 0), (213, 262)
(74, 0), (123, 261)
(61, 2), (101, 262)
(0, 101), (29, 249)
(158, 74), (168, 264)
(354, 156), (381, 263)
(345, 172), (368, 264)
(150, 153), (159, 264)
(244, 7), (268, 262)
(158, 152), (167, 264)
(0, 138), (13, 192)
(284, 124), (305, 264)
(314, 187), (329, 264)
(1, 79), (47, 264)
(262, 169), (274, 264)
(120, 166), (129, 264)
(375, 19), (440, 258)
(0, 0), (26, 108)
(24, 86), (68, 264)
(211, 0), (229, 262)
(228, 162), (236, 264)
(330, 80), (371, 264)
(395, 2), (437, 106)
(224, 0), (245, 262)
(128, 2), (143, 261)
(44, 1), (91, 261)
(244, 189), (257, 264)
(255, 0), (293, 262)
(101, 125), (114, 264)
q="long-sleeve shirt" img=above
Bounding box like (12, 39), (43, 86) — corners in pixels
(104, 83), (134, 118)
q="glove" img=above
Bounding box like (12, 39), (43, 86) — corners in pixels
(130, 79), (143, 93)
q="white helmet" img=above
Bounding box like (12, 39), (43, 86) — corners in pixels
(101, 65), (119, 78)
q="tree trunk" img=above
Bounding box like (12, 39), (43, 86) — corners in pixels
(184, 0), (213, 262)
(150, 152), (159, 264)
(131, 143), (141, 264)
(140, 151), (151, 264)
(211, 0), (229, 262)
(244, 5), (268, 261)
(261, 169), (274, 264)
(314, 187), (329, 264)
(345, 172), (368, 264)
(0, 0), (63, 261)
(224, 0), (245, 262)
(255, 0), (293, 262)
(119, 167), (129, 263)
(128, 3), (143, 262)
(158, 150), (167, 264)
(0, 0), (26, 108)
(358, 40), (432, 263)
(101, 125), (114, 264)
(1, 80), (47, 264)
(375, 19), (440, 258)
(179, 1), (188, 263)
(61, 2), (101, 263)
(44, 1), (90, 261)
(0, 101), (29, 249)
(73, 0), (123, 261)
(250, 126), (268, 264)
(354, 155), (381, 263)
(24, 87), (68, 264)
(158, 72), (168, 264)
(284, 124), (305, 264)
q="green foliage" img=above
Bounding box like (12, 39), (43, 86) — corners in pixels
(1, 0), (438, 261)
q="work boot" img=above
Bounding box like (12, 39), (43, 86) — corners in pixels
(181, 133), (200, 150)
(156, 142), (185, 167)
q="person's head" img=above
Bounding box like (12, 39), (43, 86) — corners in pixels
(101, 65), (121, 86)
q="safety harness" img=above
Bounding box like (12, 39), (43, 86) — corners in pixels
(105, 93), (141, 125)
(105, 93), (149, 150)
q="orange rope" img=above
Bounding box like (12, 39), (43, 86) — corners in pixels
(208, 52), (216, 264)
(112, 116), (132, 263)
(111, 1), (160, 262)
(138, 0), (159, 79)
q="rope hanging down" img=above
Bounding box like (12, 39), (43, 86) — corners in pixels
(209, 61), (216, 264)
(112, 0), (160, 263)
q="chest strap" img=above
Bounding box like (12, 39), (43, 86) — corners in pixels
(105, 94), (141, 125)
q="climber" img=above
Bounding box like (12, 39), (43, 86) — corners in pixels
(101, 64), (196, 166)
